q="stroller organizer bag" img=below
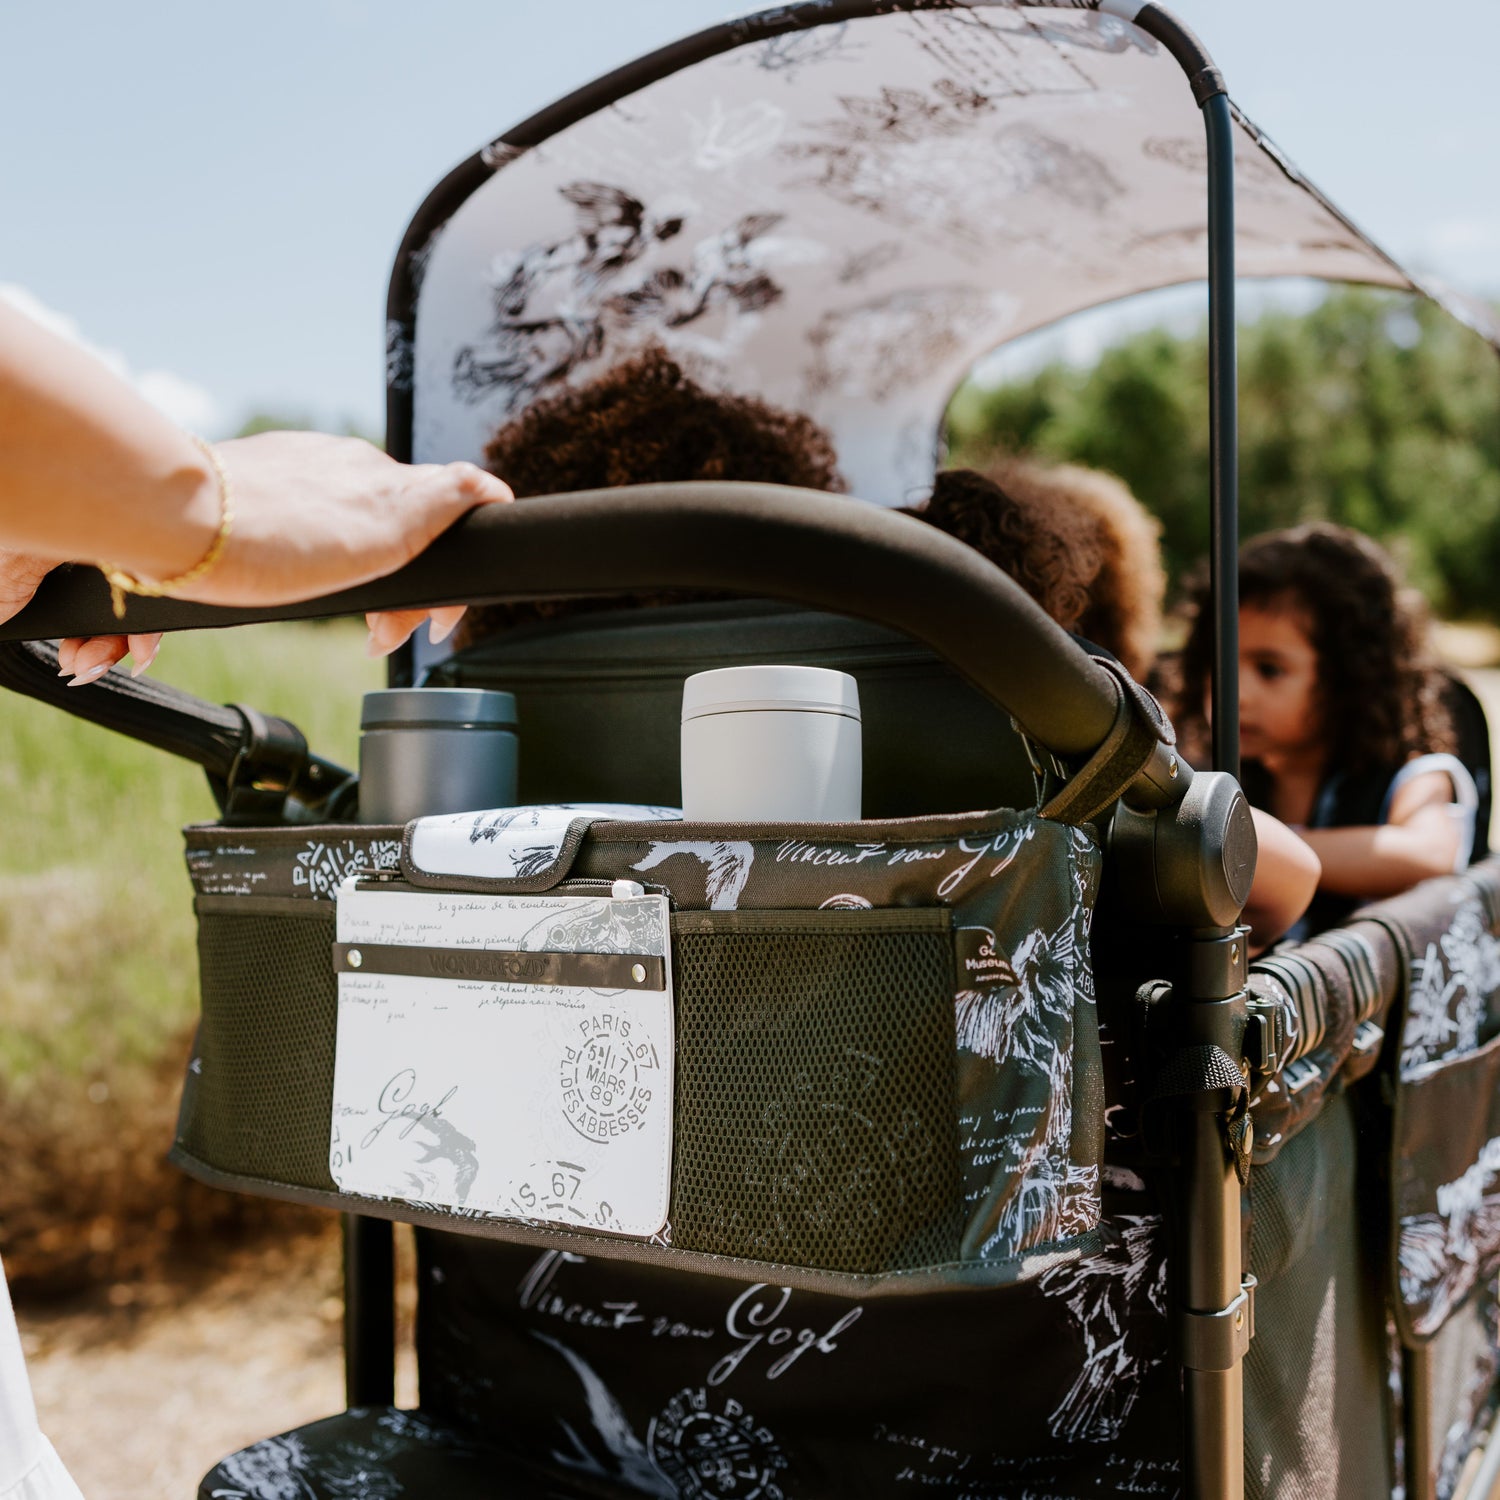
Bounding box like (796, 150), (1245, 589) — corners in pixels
(175, 801), (1104, 1288)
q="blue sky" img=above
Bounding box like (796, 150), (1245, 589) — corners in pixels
(3, 1), (1494, 437)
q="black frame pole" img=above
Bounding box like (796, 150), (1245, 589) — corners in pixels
(1123, 3), (1239, 779)
(342, 1215), (396, 1407)
(334, 580), (419, 1410)
(340, 636), (405, 1408)
(1127, 8), (1247, 1500)
(1187, 86), (1246, 1500)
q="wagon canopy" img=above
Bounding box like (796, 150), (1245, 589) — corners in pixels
(393, 0), (1500, 505)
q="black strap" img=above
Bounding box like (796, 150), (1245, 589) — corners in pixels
(1040, 656), (1175, 826)
(1146, 1041), (1253, 1186)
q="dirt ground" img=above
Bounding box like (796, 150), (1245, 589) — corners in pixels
(14, 659), (1500, 1500)
(18, 1231), (345, 1499)
(16, 1225), (420, 1500)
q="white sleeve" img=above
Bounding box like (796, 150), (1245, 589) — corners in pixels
(1379, 752), (1480, 872)
(0, 1257), (84, 1500)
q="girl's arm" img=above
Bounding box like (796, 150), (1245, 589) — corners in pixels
(1243, 808), (1321, 952)
(1299, 769), (1467, 898)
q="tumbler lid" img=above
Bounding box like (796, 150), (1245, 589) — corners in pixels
(681, 665), (860, 722)
(361, 687), (518, 731)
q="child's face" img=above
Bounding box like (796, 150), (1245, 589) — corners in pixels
(1238, 602), (1323, 767)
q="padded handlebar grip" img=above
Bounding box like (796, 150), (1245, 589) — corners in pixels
(0, 482), (1121, 756)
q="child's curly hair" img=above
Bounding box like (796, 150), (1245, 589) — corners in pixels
(1175, 522), (1452, 775)
(989, 459), (1164, 680)
(1038, 465), (1164, 684)
(911, 461), (1164, 678)
(457, 346), (845, 644)
(909, 468), (1101, 638)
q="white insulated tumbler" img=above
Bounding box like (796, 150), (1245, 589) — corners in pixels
(680, 665), (862, 822)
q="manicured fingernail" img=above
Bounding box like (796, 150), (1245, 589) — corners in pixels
(130, 644), (160, 678)
(429, 616), (459, 645)
(67, 663), (111, 687)
(365, 631), (395, 659)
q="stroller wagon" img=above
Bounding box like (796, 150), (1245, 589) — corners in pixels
(6, 3), (1500, 1498)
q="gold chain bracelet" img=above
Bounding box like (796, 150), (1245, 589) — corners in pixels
(99, 434), (234, 620)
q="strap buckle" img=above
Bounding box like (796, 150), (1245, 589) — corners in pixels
(1180, 1275), (1257, 1371)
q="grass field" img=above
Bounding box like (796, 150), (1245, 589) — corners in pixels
(0, 620), (380, 1089)
(0, 621), (380, 1294)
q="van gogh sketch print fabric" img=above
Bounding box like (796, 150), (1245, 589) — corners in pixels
(1365, 867), (1500, 1343)
(399, 1228), (1178, 1498)
(211, 1223), (1178, 1499)
(584, 807), (1106, 1268)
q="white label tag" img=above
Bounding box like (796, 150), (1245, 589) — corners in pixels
(331, 882), (673, 1238)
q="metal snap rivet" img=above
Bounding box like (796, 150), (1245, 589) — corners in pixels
(631, 963), (647, 983)
(1234, 1308), (1244, 1330)
(1230, 944), (1240, 964)
(1169, 756), (1179, 779)
(348, 949), (363, 969)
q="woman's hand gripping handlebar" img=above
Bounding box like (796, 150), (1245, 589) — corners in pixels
(0, 482), (1184, 818)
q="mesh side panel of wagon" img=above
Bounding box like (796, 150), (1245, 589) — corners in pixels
(1245, 1091), (1393, 1500)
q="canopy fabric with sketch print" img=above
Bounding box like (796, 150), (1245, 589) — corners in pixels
(393, 0), (1500, 507)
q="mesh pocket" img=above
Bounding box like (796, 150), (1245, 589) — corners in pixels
(669, 909), (963, 1273)
(176, 895), (338, 1190)
(178, 895), (965, 1277)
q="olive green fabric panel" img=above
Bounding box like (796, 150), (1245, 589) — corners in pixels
(176, 897), (339, 1192)
(669, 913), (962, 1272)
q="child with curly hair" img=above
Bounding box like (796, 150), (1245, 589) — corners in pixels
(911, 461), (1166, 681)
(453, 344), (844, 646)
(1176, 522), (1478, 937)
(915, 467), (1318, 947)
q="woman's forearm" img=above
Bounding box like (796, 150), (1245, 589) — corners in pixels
(0, 301), (220, 577)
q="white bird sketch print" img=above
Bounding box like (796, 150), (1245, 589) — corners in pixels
(535, 1332), (675, 1495)
(207, 1409), (479, 1500)
(1037, 1214), (1169, 1443)
(533, 1331), (791, 1498)
(1400, 1135), (1500, 1337)
(1402, 896), (1500, 1073)
(954, 912), (1080, 1068)
(633, 842), (755, 911)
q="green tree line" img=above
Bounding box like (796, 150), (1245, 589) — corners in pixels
(946, 289), (1500, 619)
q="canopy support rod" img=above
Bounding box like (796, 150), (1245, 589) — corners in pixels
(1205, 92), (1241, 784)
(1128, 3), (1239, 780)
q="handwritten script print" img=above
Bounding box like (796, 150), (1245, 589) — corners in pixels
(330, 884), (674, 1237)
